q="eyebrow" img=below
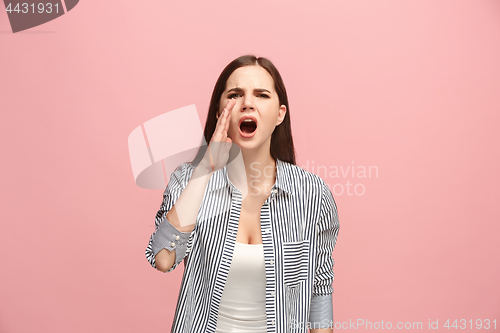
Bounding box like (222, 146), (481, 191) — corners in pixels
(227, 87), (271, 94)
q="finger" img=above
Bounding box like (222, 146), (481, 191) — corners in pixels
(223, 99), (235, 133)
(213, 101), (233, 141)
(217, 100), (233, 126)
(213, 112), (225, 142)
(224, 110), (231, 135)
(226, 98), (236, 113)
(221, 99), (235, 119)
(226, 98), (236, 108)
(208, 146), (214, 172)
(213, 99), (235, 143)
(224, 105), (232, 134)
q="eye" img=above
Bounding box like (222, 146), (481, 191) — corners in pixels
(228, 93), (241, 99)
(259, 94), (270, 98)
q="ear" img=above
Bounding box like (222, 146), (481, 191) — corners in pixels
(276, 104), (287, 126)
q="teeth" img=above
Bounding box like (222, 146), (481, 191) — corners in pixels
(243, 119), (254, 122)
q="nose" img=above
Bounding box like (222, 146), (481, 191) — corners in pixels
(241, 94), (255, 111)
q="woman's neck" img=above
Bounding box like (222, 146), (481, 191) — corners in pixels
(226, 143), (276, 198)
(241, 152), (276, 196)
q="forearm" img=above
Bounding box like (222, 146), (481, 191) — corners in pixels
(154, 247), (177, 272)
(153, 165), (212, 272)
(166, 165), (213, 232)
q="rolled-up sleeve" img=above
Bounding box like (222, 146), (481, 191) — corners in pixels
(145, 163), (196, 273)
(309, 181), (340, 328)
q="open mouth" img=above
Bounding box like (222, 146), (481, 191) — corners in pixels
(239, 119), (257, 134)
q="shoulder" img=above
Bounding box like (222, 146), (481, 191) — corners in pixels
(164, 162), (196, 193)
(280, 159), (335, 213)
(280, 160), (330, 195)
(173, 162), (196, 177)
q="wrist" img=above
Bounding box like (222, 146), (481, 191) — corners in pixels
(193, 164), (214, 179)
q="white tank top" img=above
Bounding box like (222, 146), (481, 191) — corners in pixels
(215, 242), (267, 332)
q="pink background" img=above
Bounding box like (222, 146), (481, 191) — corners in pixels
(1, 0), (499, 332)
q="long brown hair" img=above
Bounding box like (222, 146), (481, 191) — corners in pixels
(190, 55), (296, 166)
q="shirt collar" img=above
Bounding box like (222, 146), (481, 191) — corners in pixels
(206, 158), (295, 196)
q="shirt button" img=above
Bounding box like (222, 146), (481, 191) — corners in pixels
(271, 291), (275, 296)
(271, 319), (275, 326)
(174, 235), (180, 240)
(170, 242), (176, 247)
(272, 189), (278, 194)
(269, 260), (274, 265)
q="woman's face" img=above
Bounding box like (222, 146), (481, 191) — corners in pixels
(218, 65), (287, 152)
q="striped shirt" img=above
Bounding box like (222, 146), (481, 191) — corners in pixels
(145, 158), (340, 333)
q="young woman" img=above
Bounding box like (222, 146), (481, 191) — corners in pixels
(145, 55), (340, 333)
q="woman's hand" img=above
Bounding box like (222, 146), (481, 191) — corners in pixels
(199, 99), (236, 173)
